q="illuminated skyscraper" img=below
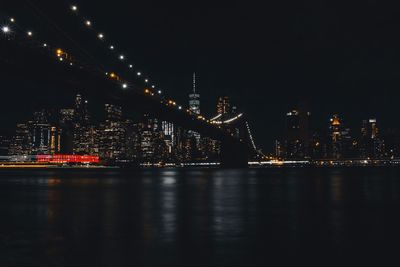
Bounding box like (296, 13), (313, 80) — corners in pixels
(189, 73), (200, 115)
(8, 123), (31, 156)
(162, 121), (175, 157)
(105, 104), (122, 121)
(188, 73), (201, 151)
(73, 93), (96, 155)
(328, 114), (355, 159)
(329, 114), (342, 158)
(31, 110), (52, 155)
(60, 109), (75, 124)
(0, 135), (10, 156)
(59, 109), (75, 154)
(283, 104), (310, 159)
(74, 93), (90, 124)
(360, 118), (384, 158)
(216, 96), (231, 115)
(99, 104), (124, 160)
(137, 114), (164, 162)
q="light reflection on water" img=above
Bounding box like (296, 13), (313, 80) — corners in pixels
(0, 168), (400, 266)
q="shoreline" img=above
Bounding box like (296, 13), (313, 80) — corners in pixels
(1, 164), (400, 170)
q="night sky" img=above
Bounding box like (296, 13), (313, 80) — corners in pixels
(1, 0), (400, 152)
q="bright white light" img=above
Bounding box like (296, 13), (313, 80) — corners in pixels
(85, 20), (91, 26)
(137, 72), (141, 76)
(151, 85), (155, 88)
(2, 26), (10, 33)
(98, 33), (104, 39)
(144, 79), (149, 83)
(158, 90), (162, 94)
(59, 57), (63, 61)
(70, 62), (73, 66)
(43, 43), (47, 47)
(27, 31), (33, 36)
(10, 18), (15, 23)
(122, 83), (128, 89)
(178, 106), (182, 110)
(71, 5), (78, 11)
(109, 45), (114, 50)
(119, 55), (125, 60)
(129, 64), (133, 68)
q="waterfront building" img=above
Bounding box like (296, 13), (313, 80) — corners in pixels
(188, 73), (201, 148)
(74, 93), (90, 124)
(99, 104), (125, 161)
(0, 135), (11, 156)
(283, 104), (310, 159)
(59, 109), (75, 154)
(134, 114), (168, 163)
(216, 96), (231, 115)
(189, 73), (200, 115)
(360, 118), (385, 158)
(162, 121), (175, 159)
(8, 123), (31, 156)
(30, 110), (52, 155)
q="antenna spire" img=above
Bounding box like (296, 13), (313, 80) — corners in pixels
(193, 72), (196, 94)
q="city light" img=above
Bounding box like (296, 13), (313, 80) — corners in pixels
(98, 33), (104, 39)
(119, 55), (125, 60)
(129, 64), (133, 68)
(178, 106), (182, 110)
(27, 31), (33, 37)
(122, 83), (128, 89)
(158, 90), (162, 94)
(43, 43), (47, 47)
(71, 5), (78, 11)
(151, 85), (155, 89)
(145, 79), (149, 83)
(137, 72), (141, 76)
(2, 26), (10, 33)
(85, 20), (92, 26)
(110, 45), (114, 50)
(10, 18), (15, 23)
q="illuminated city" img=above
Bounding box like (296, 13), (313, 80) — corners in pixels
(1, 1), (400, 267)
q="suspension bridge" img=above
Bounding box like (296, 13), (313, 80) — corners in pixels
(0, 2), (263, 167)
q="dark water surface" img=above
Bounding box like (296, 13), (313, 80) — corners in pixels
(1, 167), (400, 267)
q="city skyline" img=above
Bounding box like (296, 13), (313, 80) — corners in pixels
(2, 2), (400, 267)
(2, 87), (400, 160)
(2, 1), (400, 152)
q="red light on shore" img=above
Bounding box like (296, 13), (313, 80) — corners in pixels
(36, 155), (99, 164)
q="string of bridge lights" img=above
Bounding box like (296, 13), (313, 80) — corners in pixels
(1, 14), (192, 116)
(2, 16), (103, 70)
(0, 12), (239, 126)
(0, 14), (200, 120)
(68, 4), (160, 93)
(1, 14), (159, 99)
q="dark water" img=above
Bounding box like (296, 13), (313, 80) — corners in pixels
(1, 168), (400, 267)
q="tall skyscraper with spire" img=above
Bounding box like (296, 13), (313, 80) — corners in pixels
(188, 73), (201, 155)
(189, 73), (200, 115)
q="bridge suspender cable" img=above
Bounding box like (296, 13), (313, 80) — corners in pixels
(246, 121), (259, 152)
